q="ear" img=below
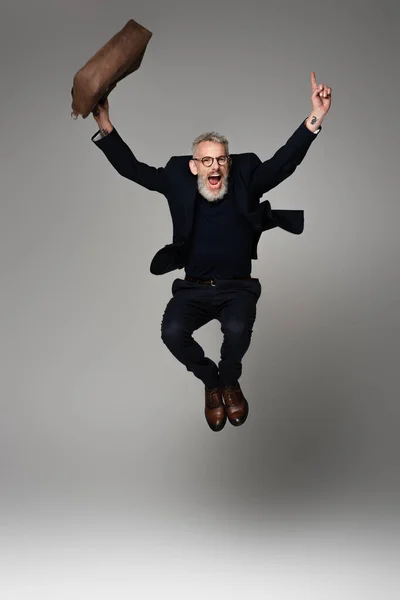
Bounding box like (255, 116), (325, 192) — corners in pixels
(189, 159), (198, 176)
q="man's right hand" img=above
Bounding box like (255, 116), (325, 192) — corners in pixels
(92, 97), (113, 133)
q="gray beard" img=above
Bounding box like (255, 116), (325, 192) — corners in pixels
(197, 174), (229, 202)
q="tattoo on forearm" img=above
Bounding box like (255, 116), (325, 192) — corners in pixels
(310, 116), (318, 125)
(100, 128), (110, 137)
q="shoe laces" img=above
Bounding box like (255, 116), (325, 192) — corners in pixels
(223, 386), (241, 406)
(206, 388), (222, 408)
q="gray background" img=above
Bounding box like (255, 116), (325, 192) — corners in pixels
(1, 0), (399, 598)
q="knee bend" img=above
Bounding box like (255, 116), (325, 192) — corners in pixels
(224, 319), (253, 342)
(161, 320), (185, 347)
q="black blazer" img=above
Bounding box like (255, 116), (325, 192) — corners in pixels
(92, 119), (321, 275)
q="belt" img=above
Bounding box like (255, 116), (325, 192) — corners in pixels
(185, 275), (253, 286)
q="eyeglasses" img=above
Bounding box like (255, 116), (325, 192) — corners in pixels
(192, 155), (230, 167)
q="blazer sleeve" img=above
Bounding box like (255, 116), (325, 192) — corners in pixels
(249, 119), (321, 197)
(91, 128), (168, 195)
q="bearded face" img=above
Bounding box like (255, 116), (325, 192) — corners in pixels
(189, 141), (231, 202)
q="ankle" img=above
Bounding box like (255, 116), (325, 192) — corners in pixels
(222, 382), (240, 390)
(206, 385), (220, 392)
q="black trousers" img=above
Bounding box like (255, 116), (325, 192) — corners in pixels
(161, 277), (262, 389)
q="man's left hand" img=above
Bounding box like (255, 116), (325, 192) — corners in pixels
(305, 71), (332, 132)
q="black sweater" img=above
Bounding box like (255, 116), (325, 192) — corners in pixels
(185, 189), (253, 279)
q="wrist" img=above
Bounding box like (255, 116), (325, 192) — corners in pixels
(99, 120), (113, 131)
(98, 122), (113, 138)
(305, 112), (325, 132)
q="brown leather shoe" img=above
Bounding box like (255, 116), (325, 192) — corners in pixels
(204, 386), (226, 432)
(222, 383), (249, 427)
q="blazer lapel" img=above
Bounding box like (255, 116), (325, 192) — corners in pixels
(182, 180), (197, 240)
(230, 174), (248, 218)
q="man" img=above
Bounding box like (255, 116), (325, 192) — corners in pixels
(91, 71), (332, 432)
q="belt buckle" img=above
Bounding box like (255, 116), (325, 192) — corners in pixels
(210, 278), (216, 286)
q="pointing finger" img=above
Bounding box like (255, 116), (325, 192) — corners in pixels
(311, 71), (317, 90)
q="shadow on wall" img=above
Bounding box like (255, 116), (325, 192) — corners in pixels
(209, 300), (369, 508)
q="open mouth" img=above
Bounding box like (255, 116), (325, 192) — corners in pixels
(208, 174), (222, 188)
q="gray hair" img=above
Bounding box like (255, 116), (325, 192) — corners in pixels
(191, 131), (229, 156)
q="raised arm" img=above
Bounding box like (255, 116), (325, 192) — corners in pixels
(91, 98), (168, 195)
(250, 71), (331, 197)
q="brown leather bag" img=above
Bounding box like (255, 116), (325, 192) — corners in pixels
(71, 19), (152, 119)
